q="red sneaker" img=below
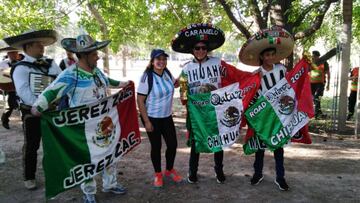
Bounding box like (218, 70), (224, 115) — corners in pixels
(164, 169), (183, 183)
(154, 172), (163, 188)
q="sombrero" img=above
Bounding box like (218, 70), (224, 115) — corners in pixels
(61, 35), (110, 53)
(3, 30), (57, 49)
(239, 26), (294, 66)
(0, 46), (19, 53)
(171, 23), (225, 53)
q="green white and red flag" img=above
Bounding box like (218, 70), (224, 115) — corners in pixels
(41, 83), (141, 199)
(187, 71), (260, 153)
(243, 58), (314, 155)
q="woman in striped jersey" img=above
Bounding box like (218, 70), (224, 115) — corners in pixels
(137, 49), (182, 188)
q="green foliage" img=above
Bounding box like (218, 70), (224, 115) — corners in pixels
(354, 1), (360, 43)
(0, 0), (69, 38)
(294, 1), (341, 50)
(78, 0), (236, 53)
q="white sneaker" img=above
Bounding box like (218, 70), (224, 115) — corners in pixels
(24, 179), (37, 190)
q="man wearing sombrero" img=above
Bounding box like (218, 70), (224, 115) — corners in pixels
(239, 26), (295, 191)
(3, 29), (62, 190)
(0, 46), (22, 129)
(172, 23), (255, 184)
(31, 34), (129, 203)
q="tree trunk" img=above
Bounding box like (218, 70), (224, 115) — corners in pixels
(122, 46), (128, 77)
(87, 3), (110, 75)
(338, 0), (353, 131)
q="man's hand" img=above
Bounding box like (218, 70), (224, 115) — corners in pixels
(31, 106), (41, 117)
(118, 80), (131, 88)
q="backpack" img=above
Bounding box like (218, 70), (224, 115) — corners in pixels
(145, 68), (172, 97)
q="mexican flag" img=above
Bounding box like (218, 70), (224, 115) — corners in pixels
(188, 74), (260, 153)
(41, 83), (141, 199)
(243, 58), (314, 155)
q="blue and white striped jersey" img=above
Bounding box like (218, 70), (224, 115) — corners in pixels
(137, 69), (175, 118)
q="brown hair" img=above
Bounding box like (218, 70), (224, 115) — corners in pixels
(145, 58), (155, 71)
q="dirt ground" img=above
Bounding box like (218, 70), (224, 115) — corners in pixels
(0, 100), (359, 203)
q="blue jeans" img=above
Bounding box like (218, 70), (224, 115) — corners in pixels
(253, 148), (284, 179)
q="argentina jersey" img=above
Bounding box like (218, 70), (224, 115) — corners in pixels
(137, 70), (175, 118)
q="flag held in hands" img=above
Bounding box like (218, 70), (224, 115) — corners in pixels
(41, 83), (141, 199)
(243, 58), (314, 155)
(187, 72), (260, 153)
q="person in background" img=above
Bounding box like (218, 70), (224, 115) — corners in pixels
(59, 50), (77, 71)
(348, 67), (359, 120)
(0, 47), (22, 129)
(137, 49), (182, 188)
(310, 51), (330, 119)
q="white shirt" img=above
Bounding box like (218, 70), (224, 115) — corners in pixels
(259, 63), (287, 94)
(181, 56), (223, 95)
(12, 54), (62, 105)
(0, 59), (11, 71)
(137, 69), (175, 118)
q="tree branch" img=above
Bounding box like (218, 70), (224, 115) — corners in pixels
(249, 0), (266, 29)
(201, 0), (213, 23)
(166, 1), (186, 25)
(217, 0), (251, 38)
(262, 0), (272, 27)
(291, 2), (320, 28)
(294, 0), (339, 39)
(87, 2), (110, 74)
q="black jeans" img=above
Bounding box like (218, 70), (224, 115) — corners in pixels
(348, 90), (357, 115)
(253, 148), (285, 179)
(2, 91), (18, 120)
(20, 107), (41, 180)
(189, 138), (224, 175)
(145, 116), (177, 173)
(311, 83), (325, 114)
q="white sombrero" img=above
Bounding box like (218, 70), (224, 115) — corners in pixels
(239, 26), (294, 66)
(61, 35), (110, 53)
(3, 30), (57, 49)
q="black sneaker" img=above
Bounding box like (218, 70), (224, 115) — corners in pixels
(187, 172), (198, 184)
(250, 174), (264, 185)
(274, 178), (289, 191)
(215, 168), (226, 184)
(1, 113), (9, 129)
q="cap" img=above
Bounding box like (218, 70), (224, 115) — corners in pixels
(150, 49), (169, 59)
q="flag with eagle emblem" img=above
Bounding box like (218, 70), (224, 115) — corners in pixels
(243, 58), (314, 155)
(187, 75), (259, 153)
(40, 83), (140, 199)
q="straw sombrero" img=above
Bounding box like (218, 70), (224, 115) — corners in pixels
(61, 35), (110, 53)
(171, 23), (225, 54)
(3, 30), (57, 49)
(239, 26), (294, 66)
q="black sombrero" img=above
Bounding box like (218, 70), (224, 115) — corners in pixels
(3, 30), (57, 49)
(239, 26), (294, 66)
(61, 35), (110, 53)
(171, 23), (225, 54)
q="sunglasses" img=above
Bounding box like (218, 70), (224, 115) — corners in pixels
(193, 46), (208, 51)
